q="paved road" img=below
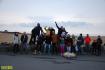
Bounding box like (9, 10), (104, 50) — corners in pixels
(0, 53), (105, 70)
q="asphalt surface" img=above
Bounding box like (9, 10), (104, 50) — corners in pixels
(0, 53), (105, 70)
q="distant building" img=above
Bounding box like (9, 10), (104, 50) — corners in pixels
(0, 31), (31, 44)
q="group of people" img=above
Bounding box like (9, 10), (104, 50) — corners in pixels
(12, 22), (104, 56)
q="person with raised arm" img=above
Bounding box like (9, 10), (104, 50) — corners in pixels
(55, 22), (66, 36)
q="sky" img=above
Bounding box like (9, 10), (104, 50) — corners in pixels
(0, 0), (105, 35)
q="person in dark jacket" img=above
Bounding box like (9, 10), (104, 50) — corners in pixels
(36, 33), (45, 54)
(20, 32), (28, 54)
(96, 35), (103, 56)
(44, 34), (52, 55)
(29, 23), (43, 45)
(77, 34), (84, 54)
(55, 22), (66, 36)
(91, 39), (97, 55)
(65, 34), (73, 53)
(21, 32), (28, 44)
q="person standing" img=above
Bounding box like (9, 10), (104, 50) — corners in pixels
(72, 34), (77, 53)
(44, 34), (52, 55)
(36, 33), (45, 54)
(20, 32), (28, 54)
(96, 35), (103, 56)
(13, 32), (20, 54)
(44, 27), (52, 55)
(59, 33), (66, 56)
(77, 34), (84, 54)
(91, 39), (97, 55)
(84, 34), (91, 54)
(65, 34), (73, 53)
(51, 31), (59, 55)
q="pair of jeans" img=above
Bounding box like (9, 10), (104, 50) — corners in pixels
(77, 45), (82, 54)
(67, 47), (71, 52)
(13, 44), (19, 54)
(85, 44), (90, 54)
(20, 43), (28, 54)
(44, 43), (51, 54)
(60, 44), (64, 55)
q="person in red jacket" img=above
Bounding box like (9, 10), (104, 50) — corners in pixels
(84, 34), (91, 54)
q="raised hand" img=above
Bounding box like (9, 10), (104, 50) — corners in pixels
(55, 21), (57, 24)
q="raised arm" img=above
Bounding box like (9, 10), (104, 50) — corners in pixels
(44, 26), (47, 31)
(55, 22), (60, 29)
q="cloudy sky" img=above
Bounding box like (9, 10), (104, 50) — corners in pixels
(0, 0), (105, 35)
